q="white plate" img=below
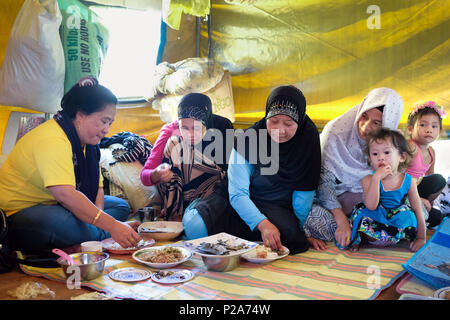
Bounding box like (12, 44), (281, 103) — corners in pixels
(102, 238), (155, 255)
(434, 286), (450, 299)
(108, 267), (152, 282)
(241, 242), (289, 264)
(132, 245), (192, 269)
(151, 269), (194, 284)
(182, 232), (258, 257)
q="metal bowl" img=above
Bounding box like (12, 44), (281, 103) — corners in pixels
(57, 251), (109, 281)
(201, 255), (240, 272)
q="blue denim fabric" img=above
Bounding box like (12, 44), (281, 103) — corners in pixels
(182, 199), (208, 240)
(8, 196), (130, 252)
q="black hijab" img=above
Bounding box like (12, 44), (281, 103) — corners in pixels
(177, 93), (213, 129)
(54, 110), (100, 203)
(177, 92), (234, 171)
(236, 85), (321, 192)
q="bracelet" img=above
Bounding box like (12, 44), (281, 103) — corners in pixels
(92, 209), (103, 225)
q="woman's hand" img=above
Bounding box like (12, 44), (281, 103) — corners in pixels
(335, 224), (352, 248)
(334, 220), (352, 248)
(331, 208), (352, 248)
(409, 238), (426, 252)
(421, 197), (432, 212)
(109, 220), (142, 249)
(257, 219), (283, 251)
(151, 163), (173, 184)
(124, 220), (140, 231)
(307, 237), (327, 250)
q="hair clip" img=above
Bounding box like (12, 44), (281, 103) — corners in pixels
(78, 77), (98, 87)
(410, 100), (446, 119)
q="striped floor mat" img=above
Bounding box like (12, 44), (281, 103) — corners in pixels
(19, 243), (413, 300)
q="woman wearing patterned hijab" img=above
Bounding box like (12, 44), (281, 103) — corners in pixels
(156, 93), (232, 221)
(183, 85), (322, 255)
(310, 87), (404, 250)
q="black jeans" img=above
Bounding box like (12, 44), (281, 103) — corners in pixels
(418, 174), (446, 228)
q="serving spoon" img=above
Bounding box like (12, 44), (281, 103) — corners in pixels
(52, 248), (75, 265)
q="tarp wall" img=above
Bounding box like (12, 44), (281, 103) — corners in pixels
(0, 0), (42, 151)
(1, 0), (449, 149)
(202, 0), (449, 130)
(0, 0), (194, 146)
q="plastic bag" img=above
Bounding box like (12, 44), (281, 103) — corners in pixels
(57, 0), (109, 93)
(0, 0), (65, 114)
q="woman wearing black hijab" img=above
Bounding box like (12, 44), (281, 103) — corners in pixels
(156, 93), (233, 222)
(184, 85), (322, 254)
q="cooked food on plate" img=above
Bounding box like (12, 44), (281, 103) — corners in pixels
(138, 247), (184, 263)
(154, 270), (185, 280)
(104, 239), (152, 250)
(254, 244), (287, 259)
(196, 239), (250, 255)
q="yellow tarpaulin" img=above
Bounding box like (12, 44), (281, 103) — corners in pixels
(200, 0), (450, 129)
(1, 0), (449, 150)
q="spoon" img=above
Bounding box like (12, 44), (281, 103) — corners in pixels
(52, 248), (75, 265)
(140, 227), (169, 233)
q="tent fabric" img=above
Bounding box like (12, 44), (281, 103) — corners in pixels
(1, 0), (449, 148)
(200, 0), (449, 130)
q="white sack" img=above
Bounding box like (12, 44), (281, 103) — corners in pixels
(0, 0), (65, 114)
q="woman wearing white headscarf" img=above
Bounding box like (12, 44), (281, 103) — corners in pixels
(306, 87), (404, 250)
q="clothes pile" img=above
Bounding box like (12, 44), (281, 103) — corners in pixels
(99, 132), (160, 213)
(100, 131), (153, 166)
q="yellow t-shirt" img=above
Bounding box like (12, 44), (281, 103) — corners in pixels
(0, 119), (103, 215)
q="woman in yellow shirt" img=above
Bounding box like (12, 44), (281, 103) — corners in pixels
(0, 78), (141, 253)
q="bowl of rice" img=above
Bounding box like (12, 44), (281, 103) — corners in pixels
(132, 245), (192, 269)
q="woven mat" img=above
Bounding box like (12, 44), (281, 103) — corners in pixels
(19, 243), (413, 300)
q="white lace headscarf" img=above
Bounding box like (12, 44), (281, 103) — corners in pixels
(320, 87), (404, 194)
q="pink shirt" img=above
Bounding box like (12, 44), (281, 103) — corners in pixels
(405, 140), (433, 180)
(140, 121), (180, 186)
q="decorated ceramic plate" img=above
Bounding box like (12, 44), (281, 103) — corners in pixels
(108, 267), (152, 282)
(102, 238), (155, 255)
(241, 242), (289, 264)
(182, 232), (258, 257)
(151, 269), (194, 284)
(434, 286), (450, 300)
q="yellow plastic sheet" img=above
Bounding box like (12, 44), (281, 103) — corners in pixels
(200, 0), (449, 130)
(164, 0), (210, 30)
(1, 0), (449, 147)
